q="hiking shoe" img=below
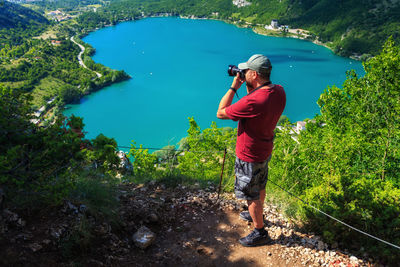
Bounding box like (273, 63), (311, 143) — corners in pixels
(239, 229), (271, 247)
(239, 211), (253, 222)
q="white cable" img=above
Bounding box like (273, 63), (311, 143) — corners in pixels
(269, 180), (400, 250)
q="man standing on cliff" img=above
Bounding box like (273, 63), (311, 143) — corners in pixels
(217, 54), (286, 247)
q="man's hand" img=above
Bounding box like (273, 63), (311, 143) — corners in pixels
(231, 73), (245, 91)
(217, 74), (244, 119)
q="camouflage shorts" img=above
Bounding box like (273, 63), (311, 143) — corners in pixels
(234, 156), (271, 200)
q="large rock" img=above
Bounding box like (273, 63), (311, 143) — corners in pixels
(132, 226), (156, 249)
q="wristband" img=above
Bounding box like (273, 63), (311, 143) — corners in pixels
(229, 87), (237, 93)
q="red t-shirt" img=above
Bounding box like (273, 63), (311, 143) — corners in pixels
(225, 84), (286, 162)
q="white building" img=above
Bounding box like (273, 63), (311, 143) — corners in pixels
(271, 19), (279, 29)
(295, 121), (306, 133)
(232, 0), (252, 8)
(265, 19), (280, 30)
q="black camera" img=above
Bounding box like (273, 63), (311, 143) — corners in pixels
(227, 65), (245, 79)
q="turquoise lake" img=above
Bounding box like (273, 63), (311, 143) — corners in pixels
(64, 17), (364, 149)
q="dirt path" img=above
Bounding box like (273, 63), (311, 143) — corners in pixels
(126, 188), (371, 267)
(0, 183), (376, 266)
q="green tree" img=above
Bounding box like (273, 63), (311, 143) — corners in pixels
(177, 117), (236, 185)
(128, 142), (157, 177)
(83, 134), (120, 173)
(0, 87), (85, 205)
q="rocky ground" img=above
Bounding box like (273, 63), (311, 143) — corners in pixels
(0, 182), (381, 266)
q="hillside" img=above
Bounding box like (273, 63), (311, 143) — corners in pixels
(230, 0), (400, 56)
(0, 1), (48, 28)
(277, 0), (400, 56)
(0, 1), (49, 49)
(0, 1), (129, 110)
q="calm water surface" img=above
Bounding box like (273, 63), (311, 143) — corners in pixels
(64, 17), (364, 148)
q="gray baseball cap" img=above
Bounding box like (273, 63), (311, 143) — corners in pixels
(238, 54), (272, 74)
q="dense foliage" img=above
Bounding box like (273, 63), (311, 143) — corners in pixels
(268, 39), (400, 262)
(0, 1), (48, 28)
(0, 86), (122, 207)
(0, 36), (129, 109)
(0, 1), (49, 49)
(281, 0), (400, 56)
(128, 118), (237, 187)
(176, 118), (236, 183)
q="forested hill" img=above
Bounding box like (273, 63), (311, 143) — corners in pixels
(0, 0), (49, 47)
(0, 0), (48, 28)
(278, 0), (400, 56)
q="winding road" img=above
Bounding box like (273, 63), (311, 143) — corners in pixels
(70, 36), (102, 78)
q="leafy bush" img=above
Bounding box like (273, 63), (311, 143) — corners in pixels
(0, 87), (83, 206)
(0, 87), (123, 208)
(177, 117), (236, 186)
(83, 134), (120, 173)
(269, 38), (400, 263)
(127, 117), (237, 190)
(128, 142), (157, 177)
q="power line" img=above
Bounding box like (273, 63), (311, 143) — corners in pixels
(117, 145), (229, 154)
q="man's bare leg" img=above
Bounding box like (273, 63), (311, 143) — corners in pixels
(248, 189), (266, 229)
(239, 189), (271, 246)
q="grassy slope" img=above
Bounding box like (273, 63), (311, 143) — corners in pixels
(31, 76), (68, 107)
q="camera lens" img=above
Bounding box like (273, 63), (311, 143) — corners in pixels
(227, 65), (236, 76)
(228, 65), (244, 79)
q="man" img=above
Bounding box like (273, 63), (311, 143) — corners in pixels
(217, 54), (286, 247)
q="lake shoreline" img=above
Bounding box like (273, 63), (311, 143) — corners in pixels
(79, 14), (337, 58)
(143, 14), (360, 60)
